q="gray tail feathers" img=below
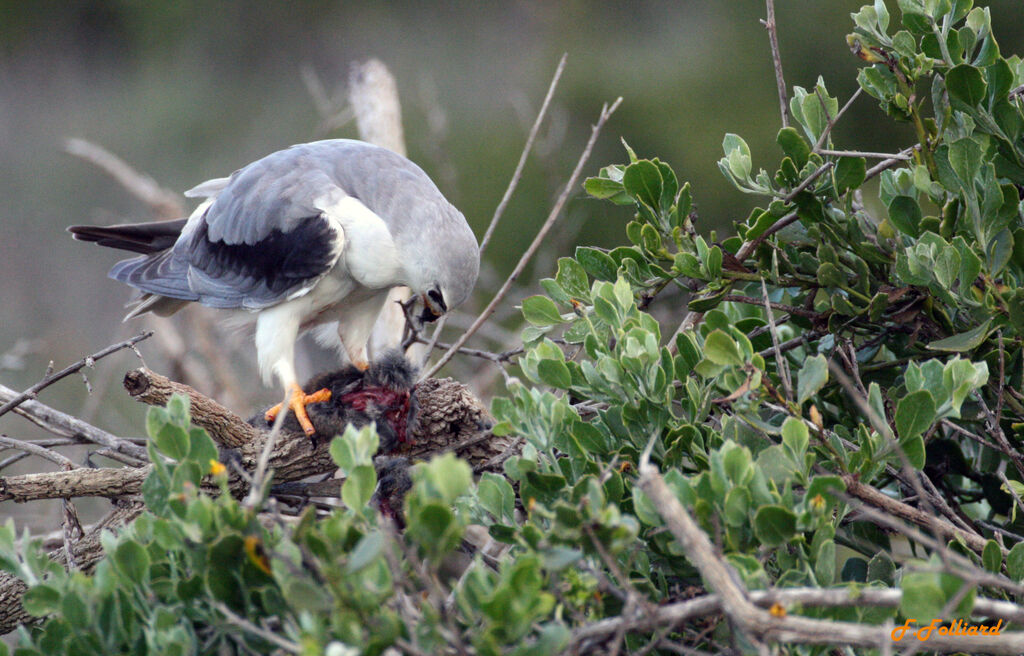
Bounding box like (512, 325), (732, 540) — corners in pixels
(109, 251), (197, 302)
(68, 218), (187, 255)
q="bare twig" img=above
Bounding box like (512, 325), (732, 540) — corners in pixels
(0, 332), (153, 419)
(64, 139), (184, 219)
(759, 279), (792, 403)
(865, 146), (917, 181)
(761, 0), (789, 128)
(570, 586), (1024, 650)
(213, 602), (301, 654)
(818, 147), (910, 160)
(0, 387), (147, 461)
(0, 436), (75, 470)
(840, 474), (990, 555)
(636, 456), (1024, 653)
(422, 97), (623, 379)
(478, 53), (567, 255)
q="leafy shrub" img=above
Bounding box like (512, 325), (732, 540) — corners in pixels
(5, 0), (1024, 653)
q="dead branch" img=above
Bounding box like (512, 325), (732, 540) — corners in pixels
(0, 332), (153, 419)
(841, 473), (993, 555)
(571, 587), (1024, 652)
(122, 367), (257, 448)
(64, 139), (184, 220)
(636, 457), (1024, 654)
(0, 466), (150, 502)
(0, 384), (148, 461)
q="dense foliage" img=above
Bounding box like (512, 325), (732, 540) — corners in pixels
(5, 0), (1024, 653)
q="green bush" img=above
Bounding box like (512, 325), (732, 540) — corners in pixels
(5, 1), (1024, 653)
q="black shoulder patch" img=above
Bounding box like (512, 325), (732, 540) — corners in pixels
(188, 215), (336, 295)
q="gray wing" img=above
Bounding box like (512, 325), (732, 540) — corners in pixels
(112, 145), (353, 309)
(109, 139), (473, 311)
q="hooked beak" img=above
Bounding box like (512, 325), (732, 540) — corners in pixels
(419, 293), (445, 323)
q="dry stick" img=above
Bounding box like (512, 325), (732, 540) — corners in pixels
(478, 53), (567, 255)
(865, 145), (917, 181)
(213, 602), (301, 654)
(636, 458), (1024, 653)
(422, 97), (623, 379)
(842, 494), (1023, 595)
(64, 138), (184, 220)
(570, 587), (1024, 649)
(811, 86), (863, 153)
(760, 278), (792, 403)
(0, 436), (75, 470)
(840, 473), (990, 555)
(0, 332), (153, 419)
(0, 387), (147, 461)
(0, 466), (151, 502)
(122, 368), (257, 447)
(762, 0), (788, 128)
(827, 361), (962, 555)
(818, 148), (911, 160)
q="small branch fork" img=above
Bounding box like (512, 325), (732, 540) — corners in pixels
(0, 332), (153, 419)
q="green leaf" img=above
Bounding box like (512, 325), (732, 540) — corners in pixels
(555, 258), (590, 299)
(796, 354), (829, 405)
(1007, 541), (1024, 581)
(723, 488), (751, 527)
(895, 390), (936, 440)
(154, 423), (189, 462)
(899, 435), (926, 470)
(888, 196), (922, 237)
(816, 262), (846, 288)
(21, 584), (61, 617)
(900, 572), (945, 621)
(342, 465), (377, 510)
(346, 531), (383, 573)
(522, 296), (564, 327)
(687, 287), (730, 312)
(575, 247), (619, 282)
(722, 133), (752, 181)
(781, 417), (809, 459)
(868, 551), (896, 585)
(948, 137), (983, 187)
(983, 539), (1002, 573)
(815, 539), (836, 585)
(537, 359), (571, 389)
(186, 428), (218, 468)
(834, 156), (866, 193)
(416, 453), (472, 504)
(776, 127), (810, 168)
(113, 540), (150, 585)
(59, 589), (90, 626)
(841, 557), (868, 582)
(478, 473), (516, 523)
(946, 63), (988, 108)
(703, 330), (744, 367)
(583, 176), (628, 203)
(753, 505), (796, 547)
(622, 160), (664, 210)
(926, 319), (991, 352)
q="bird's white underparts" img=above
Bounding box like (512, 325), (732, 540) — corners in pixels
(69, 139), (480, 437)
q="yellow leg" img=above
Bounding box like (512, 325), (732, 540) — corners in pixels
(264, 383), (332, 436)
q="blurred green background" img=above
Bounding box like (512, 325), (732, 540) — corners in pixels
(1, 0), (1022, 451)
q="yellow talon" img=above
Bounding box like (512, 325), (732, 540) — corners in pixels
(265, 384), (332, 436)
